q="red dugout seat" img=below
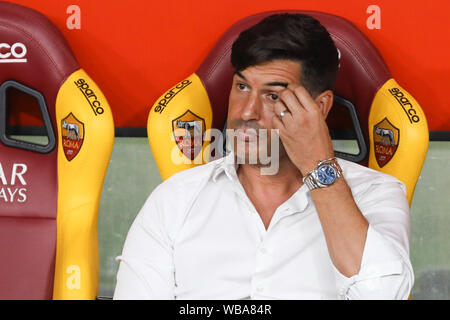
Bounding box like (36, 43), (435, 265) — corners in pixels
(0, 2), (114, 299)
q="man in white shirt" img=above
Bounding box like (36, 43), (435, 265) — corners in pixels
(114, 13), (413, 300)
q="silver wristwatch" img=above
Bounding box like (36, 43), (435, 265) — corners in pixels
(302, 157), (342, 191)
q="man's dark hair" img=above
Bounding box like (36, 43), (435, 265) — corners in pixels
(231, 13), (339, 97)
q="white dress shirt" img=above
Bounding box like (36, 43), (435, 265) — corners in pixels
(114, 153), (414, 300)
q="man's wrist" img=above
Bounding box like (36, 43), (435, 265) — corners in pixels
(297, 153), (335, 176)
(302, 157), (342, 191)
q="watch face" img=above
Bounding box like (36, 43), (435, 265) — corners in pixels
(317, 164), (337, 185)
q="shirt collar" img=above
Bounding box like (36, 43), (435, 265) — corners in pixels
(211, 152), (310, 213)
(211, 150), (238, 182)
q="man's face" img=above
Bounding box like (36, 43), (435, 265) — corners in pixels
(227, 59), (302, 164)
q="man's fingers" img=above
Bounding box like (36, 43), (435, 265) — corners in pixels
(273, 101), (293, 123)
(289, 85), (318, 112)
(279, 89), (304, 115)
(271, 112), (286, 133)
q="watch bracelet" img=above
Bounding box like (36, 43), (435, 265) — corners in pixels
(302, 157), (342, 190)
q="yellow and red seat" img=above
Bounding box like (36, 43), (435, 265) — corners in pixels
(0, 2), (114, 299)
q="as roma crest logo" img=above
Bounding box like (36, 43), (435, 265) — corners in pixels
(61, 113), (84, 161)
(374, 117), (400, 168)
(172, 110), (205, 160)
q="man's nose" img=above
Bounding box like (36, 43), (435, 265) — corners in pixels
(240, 93), (260, 121)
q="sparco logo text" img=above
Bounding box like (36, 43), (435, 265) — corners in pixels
(0, 43), (27, 63)
(74, 78), (104, 116)
(154, 80), (192, 114)
(389, 87), (420, 123)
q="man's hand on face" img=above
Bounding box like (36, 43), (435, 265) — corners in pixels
(272, 85), (335, 176)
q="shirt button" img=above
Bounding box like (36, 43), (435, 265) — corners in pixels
(260, 247), (268, 254)
(256, 286), (264, 293)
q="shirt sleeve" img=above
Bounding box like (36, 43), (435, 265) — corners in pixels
(333, 179), (414, 300)
(113, 190), (176, 300)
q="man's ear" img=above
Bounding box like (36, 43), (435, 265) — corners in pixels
(314, 90), (334, 118)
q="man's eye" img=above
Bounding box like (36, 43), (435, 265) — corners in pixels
(237, 83), (248, 91)
(268, 93), (279, 101)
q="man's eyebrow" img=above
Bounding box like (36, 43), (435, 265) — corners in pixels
(235, 71), (246, 80)
(264, 81), (288, 88)
(234, 72), (288, 88)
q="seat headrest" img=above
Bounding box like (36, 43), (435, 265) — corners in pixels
(0, 2), (115, 299)
(0, 1), (79, 115)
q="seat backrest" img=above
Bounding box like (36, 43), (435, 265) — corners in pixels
(0, 2), (114, 299)
(147, 10), (428, 205)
